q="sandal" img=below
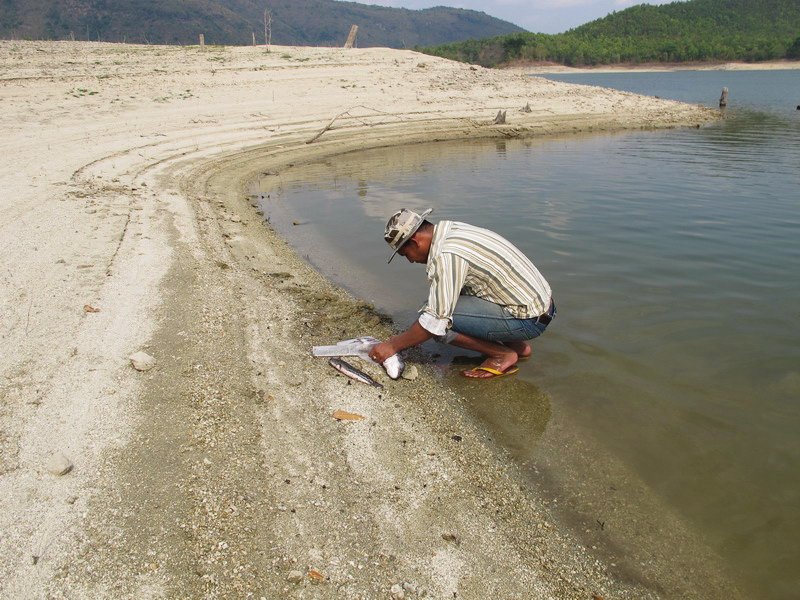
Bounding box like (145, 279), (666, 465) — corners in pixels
(462, 365), (519, 379)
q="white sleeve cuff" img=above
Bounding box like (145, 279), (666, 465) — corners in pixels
(418, 312), (449, 336)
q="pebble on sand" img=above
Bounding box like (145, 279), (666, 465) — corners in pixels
(401, 365), (418, 380)
(390, 583), (405, 599)
(129, 351), (156, 371)
(47, 452), (73, 476)
(286, 570), (304, 583)
(442, 532), (461, 545)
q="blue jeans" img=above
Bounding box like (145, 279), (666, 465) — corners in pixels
(442, 295), (553, 344)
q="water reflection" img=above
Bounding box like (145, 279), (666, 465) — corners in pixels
(445, 369), (552, 455)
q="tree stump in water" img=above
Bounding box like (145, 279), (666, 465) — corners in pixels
(719, 87), (728, 108)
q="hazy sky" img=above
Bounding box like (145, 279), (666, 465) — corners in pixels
(350, 0), (672, 34)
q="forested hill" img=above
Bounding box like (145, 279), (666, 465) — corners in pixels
(0, 0), (524, 47)
(422, 0), (800, 67)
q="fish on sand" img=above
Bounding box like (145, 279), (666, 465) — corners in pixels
(313, 336), (405, 379)
(328, 358), (383, 388)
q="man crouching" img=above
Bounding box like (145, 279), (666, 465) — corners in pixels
(369, 208), (556, 379)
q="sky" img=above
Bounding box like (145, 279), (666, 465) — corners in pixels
(348, 0), (673, 34)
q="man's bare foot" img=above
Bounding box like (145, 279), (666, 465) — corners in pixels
(462, 353), (518, 379)
(504, 340), (532, 359)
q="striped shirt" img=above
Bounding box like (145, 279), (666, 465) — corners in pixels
(418, 220), (552, 336)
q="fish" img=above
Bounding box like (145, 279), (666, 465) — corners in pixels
(328, 358), (383, 388)
(379, 354), (404, 380)
(313, 336), (379, 360)
(313, 336), (405, 380)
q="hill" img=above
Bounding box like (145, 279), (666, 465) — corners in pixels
(0, 0), (524, 47)
(422, 0), (800, 67)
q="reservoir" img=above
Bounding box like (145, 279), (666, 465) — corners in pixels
(252, 69), (800, 599)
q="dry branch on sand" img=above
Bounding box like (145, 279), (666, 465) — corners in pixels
(305, 105), (405, 143)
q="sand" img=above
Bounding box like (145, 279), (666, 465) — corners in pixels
(0, 41), (722, 598)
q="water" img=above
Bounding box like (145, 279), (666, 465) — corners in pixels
(252, 70), (800, 598)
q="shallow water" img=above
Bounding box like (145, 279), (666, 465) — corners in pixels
(252, 70), (800, 599)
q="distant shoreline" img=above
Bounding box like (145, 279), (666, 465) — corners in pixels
(506, 59), (800, 74)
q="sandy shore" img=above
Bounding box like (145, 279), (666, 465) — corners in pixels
(0, 41), (723, 598)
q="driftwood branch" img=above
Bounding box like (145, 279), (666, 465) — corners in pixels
(305, 105), (405, 144)
(306, 111), (346, 144)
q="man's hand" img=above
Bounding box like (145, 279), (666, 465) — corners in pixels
(368, 321), (435, 364)
(370, 342), (397, 364)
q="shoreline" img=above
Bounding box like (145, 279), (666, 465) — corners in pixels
(0, 40), (727, 598)
(506, 58), (800, 74)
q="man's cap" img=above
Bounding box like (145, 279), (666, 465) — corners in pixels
(384, 207), (433, 263)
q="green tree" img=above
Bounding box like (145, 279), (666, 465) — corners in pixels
(787, 36), (800, 58)
(422, 0), (800, 68)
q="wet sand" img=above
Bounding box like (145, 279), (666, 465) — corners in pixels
(0, 40), (724, 598)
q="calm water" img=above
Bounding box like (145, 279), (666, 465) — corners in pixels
(253, 70), (800, 598)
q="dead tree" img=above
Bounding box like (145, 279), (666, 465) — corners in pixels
(264, 6), (272, 48)
(344, 25), (358, 49)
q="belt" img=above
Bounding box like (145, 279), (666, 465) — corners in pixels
(535, 299), (556, 325)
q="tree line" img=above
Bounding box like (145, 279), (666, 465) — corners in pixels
(0, 0), (522, 48)
(421, 0), (800, 67)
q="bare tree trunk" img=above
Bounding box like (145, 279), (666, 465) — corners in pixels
(344, 25), (358, 49)
(264, 6), (272, 48)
